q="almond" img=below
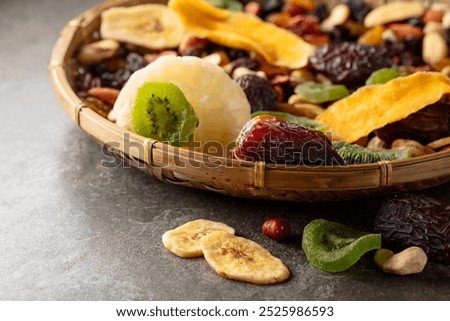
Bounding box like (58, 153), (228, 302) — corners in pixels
(389, 23), (424, 40)
(422, 9), (444, 23)
(87, 87), (120, 106)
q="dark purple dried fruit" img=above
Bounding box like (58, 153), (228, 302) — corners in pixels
(232, 115), (345, 165)
(407, 18), (424, 28)
(445, 28), (450, 46)
(240, 0), (282, 15)
(126, 52), (147, 73)
(330, 25), (357, 43)
(343, 0), (372, 23)
(376, 103), (450, 145)
(375, 193), (450, 263)
(230, 57), (260, 73)
(310, 3), (328, 22)
(309, 42), (394, 88)
(235, 74), (278, 112)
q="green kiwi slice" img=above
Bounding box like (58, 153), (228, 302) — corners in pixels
(131, 82), (198, 146)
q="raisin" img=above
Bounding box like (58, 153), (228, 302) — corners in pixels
(343, 0), (372, 23)
(309, 42), (395, 88)
(235, 74), (278, 112)
(445, 28), (450, 46)
(230, 57), (260, 73)
(330, 25), (357, 43)
(407, 18), (424, 28)
(231, 115), (345, 165)
(288, 15), (320, 37)
(126, 52), (147, 73)
(375, 194), (450, 263)
(375, 103), (450, 145)
(310, 3), (328, 22)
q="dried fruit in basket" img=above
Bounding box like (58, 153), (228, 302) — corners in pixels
(162, 219), (235, 258)
(374, 194), (450, 263)
(200, 231), (290, 284)
(302, 219), (382, 273)
(332, 141), (411, 164)
(109, 56), (251, 149)
(294, 81), (350, 104)
(232, 115), (345, 165)
(168, 0), (316, 68)
(100, 4), (185, 50)
(131, 82), (198, 146)
(316, 72), (450, 143)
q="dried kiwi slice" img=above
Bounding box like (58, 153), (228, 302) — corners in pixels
(131, 82), (198, 146)
(251, 111), (327, 132)
(302, 219), (381, 273)
(366, 68), (404, 85)
(294, 81), (350, 104)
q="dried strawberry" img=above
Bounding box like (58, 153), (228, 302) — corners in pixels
(231, 115), (345, 165)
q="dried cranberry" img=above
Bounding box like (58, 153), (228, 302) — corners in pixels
(235, 74), (278, 112)
(375, 193), (450, 263)
(376, 103), (450, 145)
(232, 115), (345, 165)
(309, 42), (395, 88)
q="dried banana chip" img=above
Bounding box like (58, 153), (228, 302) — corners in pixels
(200, 231), (290, 284)
(162, 219), (235, 258)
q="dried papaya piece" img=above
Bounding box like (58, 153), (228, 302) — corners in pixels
(169, 0), (315, 68)
(316, 72), (450, 143)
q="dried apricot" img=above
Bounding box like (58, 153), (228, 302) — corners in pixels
(316, 72), (450, 143)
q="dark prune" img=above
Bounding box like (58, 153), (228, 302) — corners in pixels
(232, 115), (345, 165)
(375, 194), (450, 263)
(376, 103), (450, 145)
(235, 74), (278, 112)
(239, 0), (282, 15)
(343, 0), (372, 23)
(309, 42), (395, 88)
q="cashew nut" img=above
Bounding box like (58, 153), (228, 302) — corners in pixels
(376, 247), (428, 276)
(423, 31), (449, 65)
(391, 139), (435, 157)
(76, 39), (120, 66)
(364, 2), (424, 28)
(320, 4), (351, 32)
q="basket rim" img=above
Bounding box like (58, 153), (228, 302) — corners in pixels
(49, 0), (450, 195)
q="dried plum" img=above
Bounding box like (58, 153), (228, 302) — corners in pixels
(309, 42), (395, 88)
(375, 194), (450, 263)
(376, 103), (450, 145)
(235, 74), (278, 112)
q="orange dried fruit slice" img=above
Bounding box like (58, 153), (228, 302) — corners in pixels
(168, 0), (316, 68)
(316, 72), (450, 143)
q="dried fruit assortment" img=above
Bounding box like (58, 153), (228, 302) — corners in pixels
(73, 0), (450, 166)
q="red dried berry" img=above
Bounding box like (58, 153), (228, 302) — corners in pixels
(262, 218), (291, 242)
(232, 115), (345, 165)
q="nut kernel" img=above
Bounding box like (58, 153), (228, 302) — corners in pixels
(381, 247), (428, 276)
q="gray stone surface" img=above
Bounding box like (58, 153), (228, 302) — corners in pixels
(1, 0), (449, 301)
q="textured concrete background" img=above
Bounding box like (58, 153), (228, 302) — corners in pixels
(1, 0), (449, 300)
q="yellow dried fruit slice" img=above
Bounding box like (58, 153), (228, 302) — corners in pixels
(162, 219), (235, 258)
(168, 0), (315, 68)
(316, 72), (450, 143)
(200, 231), (290, 284)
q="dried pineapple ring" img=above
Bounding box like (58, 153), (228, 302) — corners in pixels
(316, 72), (450, 143)
(168, 0), (315, 69)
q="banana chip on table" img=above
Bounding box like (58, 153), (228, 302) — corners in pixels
(162, 219), (235, 258)
(100, 4), (185, 50)
(200, 231), (290, 285)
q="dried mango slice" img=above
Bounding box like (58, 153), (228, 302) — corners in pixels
(316, 72), (450, 143)
(168, 0), (315, 68)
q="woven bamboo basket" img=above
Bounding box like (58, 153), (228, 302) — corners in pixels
(49, 0), (450, 201)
